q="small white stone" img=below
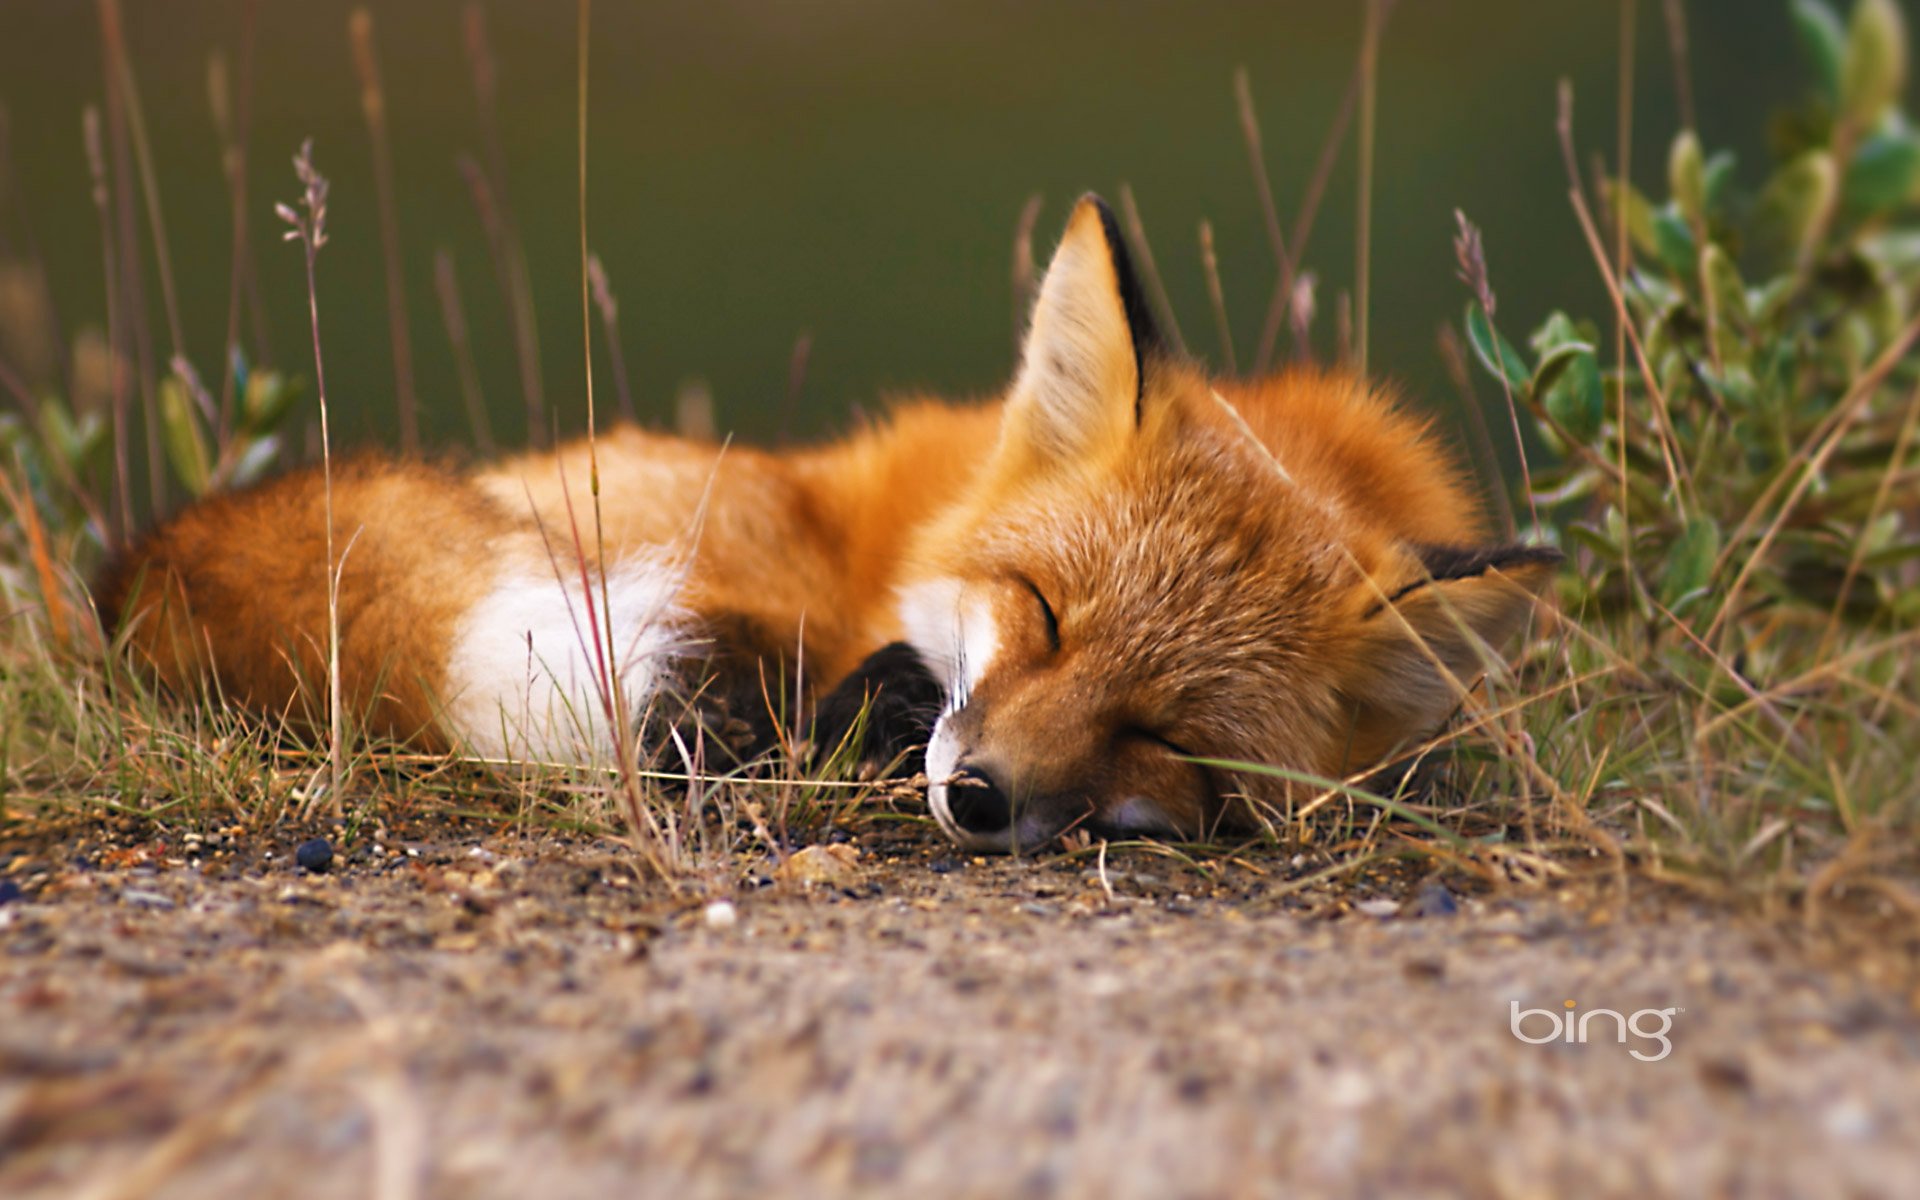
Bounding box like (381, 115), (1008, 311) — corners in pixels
(1824, 1096), (1875, 1140)
(703, 900), (738, 930)
(1323, 1068), (1376, 1109)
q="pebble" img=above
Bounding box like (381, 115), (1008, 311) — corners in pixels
(295, 838), (334, 874)
(1409, 881), (1459, 918)
(774, 844), (863, 888)
(1824, 1096), (1876, 1140)
(703, 900), (739, 930)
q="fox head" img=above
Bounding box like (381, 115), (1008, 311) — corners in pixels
(897, 194), (1559, 853)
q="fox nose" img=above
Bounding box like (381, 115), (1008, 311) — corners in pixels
(947, 765), (1012, 834)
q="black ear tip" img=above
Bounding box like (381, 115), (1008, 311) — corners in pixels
(1076, 194), (1126, 259)
(1066, 192), (1166, 366)
(1415, 541), (1565, 582)
(1504, 544), (1566, 569)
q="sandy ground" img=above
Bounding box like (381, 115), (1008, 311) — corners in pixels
(3, 816), (1919, 1200)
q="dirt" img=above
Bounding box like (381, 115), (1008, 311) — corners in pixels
(3, 815), (1919, 1199)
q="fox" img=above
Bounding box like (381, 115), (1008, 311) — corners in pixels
(99, 194), (1559, 854)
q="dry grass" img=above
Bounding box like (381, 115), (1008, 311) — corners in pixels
(0, 0), (1915, 916)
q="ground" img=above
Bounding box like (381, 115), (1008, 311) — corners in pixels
(2, 815), (1918, 1199)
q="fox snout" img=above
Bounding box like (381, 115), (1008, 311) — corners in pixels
(923, 700), (1205, 854)
(930, 759), (1192, 854)
(926, 756), (1085, 855)
(939, 766), (1014, 840)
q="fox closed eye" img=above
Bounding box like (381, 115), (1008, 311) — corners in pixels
(1019, 576), (1061, 652)
(1126, 726), (1196, 759)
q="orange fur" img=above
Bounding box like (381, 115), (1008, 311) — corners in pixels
(100, 195), (1556, 850)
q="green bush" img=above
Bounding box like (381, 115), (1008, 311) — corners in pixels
(1462, 0), (1920, 883)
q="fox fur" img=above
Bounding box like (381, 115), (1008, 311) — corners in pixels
(99, 194), (1558, 853)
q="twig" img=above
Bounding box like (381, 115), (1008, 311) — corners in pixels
(1435, 323), (1515, 536)
(1355, 0), (1386, 377)
(84, 107), (133, 543)
(350, 8), (420, 453)
(587, 253), (636, 423)
(1660, 0), (1696, 133)
(0, 469), (72, 646)
(462, 4), (545, 445)
(1116, 184), (1187, 356)
(1198, 219), (1236, 374)
(276, 140), (345, 819)
(572, 0), (666, 875)
(455, 154), (543, 447)
(432, 248), (495, 455)
(208, 0), (258, 443)
(1453, 210), (1538, 531)
(1816, 376), (1920, 662)
(1557, 81), (1695, 519)
(1233, 67), (1295, 328)
(1616, 1), (1641, 620)
(1011, 193), (1043, 352)
(0, 104), (74, 399)
(0, 351), (31, 418)
(1252, 69), (1360, 372)
(676, 378), (715, 440)
(100, 0), (186, 364)
(1705, 308), (1920, 642)
(96, 0), (162, 517)
(1289, 271), (1318, 359)
(781, 331), (811, 445)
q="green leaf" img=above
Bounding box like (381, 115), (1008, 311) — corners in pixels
(1860, 228), (1920, 273)
(1464, 304), (1530, 392)
(1669, 130), (1707, 223)
(1701, 242), (1750, 328)
(1659, 516), (1721, 612)
(1862, 539), (1920, 569)
(37, 397), (86, 470)
(1567, 519), (1621, 562)
(1751, 275), (1800, 326)
(160, 375), (213, 497)
(1651, 207), (1699, 274)
(1703, 151), (1740, 211)
(1845, 125), (1920, 211)
(1792, 0), (1847, 101)
(1756, 150), (1837, 266)
(1534, 342), (1605, 443)
(1529, 311), (1590, 355)
(1842, 0), (1908, 127)
(1700, 363), (1759, 409)
(1602, 177), (1663, 260)
(242, 370), (300, 434)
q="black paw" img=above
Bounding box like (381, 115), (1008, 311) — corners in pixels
(810, 642), (944, 776)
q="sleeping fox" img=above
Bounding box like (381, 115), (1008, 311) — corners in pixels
(99, 195), (1558, 853)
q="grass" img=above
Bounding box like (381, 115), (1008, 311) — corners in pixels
(1, 0), (1917, 913)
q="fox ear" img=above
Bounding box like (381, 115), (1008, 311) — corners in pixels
(1340, 543), (1562, 766)
(1003, 194), (1165, 461)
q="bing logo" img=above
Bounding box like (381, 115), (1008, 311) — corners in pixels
(1510, 998), (1680, 1062)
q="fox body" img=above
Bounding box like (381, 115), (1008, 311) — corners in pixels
(101, 196), (1556, 853)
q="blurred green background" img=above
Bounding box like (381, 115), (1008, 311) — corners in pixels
(0, 1), (1890, 471)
